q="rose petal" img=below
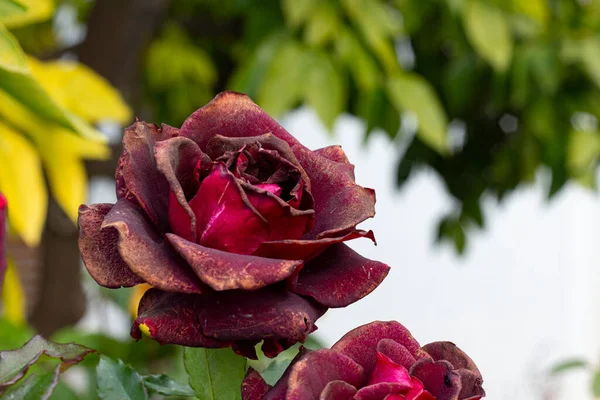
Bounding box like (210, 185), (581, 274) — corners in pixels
(166, 233), (303, 291)
(409, 359), (462, 400)
(102, 199), (203, 293)
(421, 342), (485, 400)
(377, 339), (419, 370)
(78, 203), (143, 288)
(131, 288), (227, 348)
(354, 382), (411, 400)
(289, 243), (390, 308)
(155, 136), (208, 242)
(116, 122), (178, 231)
(283, 349), (364, 400)
(197, 287), (326, 347)
(263, 347), (312, 399)
(315, 145), (350, 164)
(242, 368), (271, 400)
(243, 182), (314, 241)
(190, 163), (269, 255)
(368, 352), (412, 387)
(180, 92), (375, 239)
(320, 380), (357, 400)
(253, 230), (376, 261)
(332, 321), (428, 378)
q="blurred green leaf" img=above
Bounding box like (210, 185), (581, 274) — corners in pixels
(437, 215), (466, 254)
(281, 0), (317, 28)
(143, 374), (194, 397)
(356, 86), (400, 138)
(341, 0), (401, 73)
(387, 72), (449, 154)
(0, 0), (26, 17)
(593, 370), (600, 396)
(567, 129), (600, 176)
(304, 52), (346, 129)
(463, 0), (513, 71)
(303, 2), (340, 47)
(512, 0), (549, 28)
(0, 318), (33, 351)
(335, 28), (379, 91)
(96, 357), (147, 400)
(184, 347), (246, 400)
(1, 365), (60, 400)
(257, 40), (306, 117)
(580, 36), (600, 89)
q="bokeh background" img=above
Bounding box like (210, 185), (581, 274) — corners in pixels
(2, 0), (600, 398)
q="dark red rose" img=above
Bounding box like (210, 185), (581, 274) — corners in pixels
(0, 192), (5, 291)
(78, 92), (389, 358)
(242, 321), (485, 400)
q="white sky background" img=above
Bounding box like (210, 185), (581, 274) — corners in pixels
(87, 108), (600, 400)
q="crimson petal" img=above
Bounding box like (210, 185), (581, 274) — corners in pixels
(102, 199), (203, 293)
(377, 339), (419, 371)
(332, 321), (428, 378)
(421, 342), (485, 400)
(166, 233), (303, 291)
(116, 122), (178, 231)
(354, 382), (411, 400)
(320, 380), (357, 400)
(179, 91), (375, 239)
(289, 243), (390, 308)
(253, 230), (376, 261)
(155, 136), (208, 242)
(314, 145), (351, 164)
(190, 163), (268, 255)
(409, 359), (462, 400)
(78, 203), (143, 288)
(284, 349), (364, 400)
(242, 368), (271, 400)
(132, 289), (226, 348)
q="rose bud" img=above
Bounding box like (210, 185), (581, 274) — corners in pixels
(242, 321), (485, 400)
(78, 91), (390, 358)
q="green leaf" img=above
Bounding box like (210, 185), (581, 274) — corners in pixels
(96, 357), (148, 400)
(593, 370), (600, 396)
(142, 374), (194, 397)
(0, 0), (26, 18)
(303, 2), (340, 47)
(184, 347), (246, 400)
(567, 129), (600, 176)
(550, 359), (587, 375)
(335, 28), (379, 91)
(356, 86), (400, 138)
(0, 25), (102, 141)
(463, 0), (513, 71)
(0, 336), (96, 389)
(257, 40), (306, 117)
(281, 0), (317, 28)
(580, 37), (600, 90)
(0, 0), (53, 28)
(0, 318), (33, 352)
(1, 365), (60, 400)
(437, 215), (466, 254)
(387, 72), (449, 154)
(304, 52), (346, 130)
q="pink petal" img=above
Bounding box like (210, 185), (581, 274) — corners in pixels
(354, 382), (411, 400)
(166, 233), (303, 291)
(368, 352), (412, 387)
(78, 203), (143, 288)
(102, 199), (203, 293)
(256, 183), (282, 196)
(288, 243), (390, 308)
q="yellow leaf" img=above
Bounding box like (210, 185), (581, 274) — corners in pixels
(0, 89), (109, 223)
(28, 57), (132, 124)
(0, 0), (54, 29)
(0, 121), (46, 246)
(2, 258), (25, 325)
